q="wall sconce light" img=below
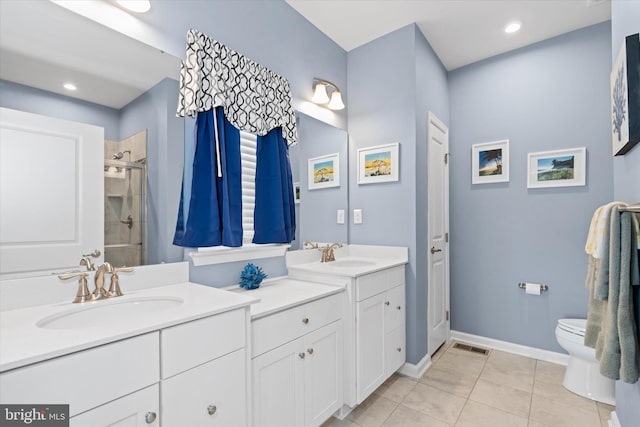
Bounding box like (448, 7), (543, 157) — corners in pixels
(312, 78), (345, 110)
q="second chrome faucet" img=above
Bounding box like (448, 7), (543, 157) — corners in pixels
(303, 241), (343, 262)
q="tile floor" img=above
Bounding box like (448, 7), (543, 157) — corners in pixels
(322, 341), (614, 427)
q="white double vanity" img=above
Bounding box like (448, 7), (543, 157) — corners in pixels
(0, 245), (407, 426)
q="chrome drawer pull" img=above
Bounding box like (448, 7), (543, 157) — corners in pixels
(397, 305), (401, 310)
(207, 405), (217, 416)
(302, 317), (309, 324)
(145, 412), (157, 423)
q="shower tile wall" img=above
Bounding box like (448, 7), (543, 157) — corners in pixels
(105, 130), (147, 267)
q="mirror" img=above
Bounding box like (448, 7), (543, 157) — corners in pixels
(0, 1), (183, 272)
(291, 113), (349, 248)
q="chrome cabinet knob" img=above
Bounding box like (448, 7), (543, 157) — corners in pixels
(302, 317), (309, 324)
(307, 348), (314, 355)
(144, 412), (157, 424)
(299, 352), (306, 359)
(397, 347), (402, 352)
(397, 305), (401, 310)
(207, 405), (217, 416)
(385, 301), (390, 306)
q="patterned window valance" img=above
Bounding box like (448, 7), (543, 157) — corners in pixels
(177, 29), (297, 146)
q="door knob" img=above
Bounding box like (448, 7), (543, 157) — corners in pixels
(430, 246), (442, 254)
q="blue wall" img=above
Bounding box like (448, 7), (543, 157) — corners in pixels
(0, 80), (119, 140)
(347, 24), (450, 364)
(611, 1), (640, 425)
(449, 22), (613, 353)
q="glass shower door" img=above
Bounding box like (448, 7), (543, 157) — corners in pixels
(104, 159), (146, 267)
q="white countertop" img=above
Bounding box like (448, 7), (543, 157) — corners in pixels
(287, 257), (407, 278)
(227, 278), (345, 319)
(0, 282), (258, 372)
(285, 244), (409, 278)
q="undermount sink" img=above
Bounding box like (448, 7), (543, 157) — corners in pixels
(36, 296), (184, 330)
(328, 259), (376, 268)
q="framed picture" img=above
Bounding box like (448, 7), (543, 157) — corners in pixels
(527, 147), (586, 188)
(308, 153), (340, 190)
(293, 182), (301, 204)
(357, 143), (399, 184)
(611, 33), (639, 156)
(471, 140), (509, 184)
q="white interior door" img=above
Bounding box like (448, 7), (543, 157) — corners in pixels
(0, 107), (103, 277)
(427, 111), (450, 356)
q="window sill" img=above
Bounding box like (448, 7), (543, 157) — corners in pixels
(189, 243), (290, 266)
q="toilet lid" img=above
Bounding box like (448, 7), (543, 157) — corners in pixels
(558, 318), (586, 336)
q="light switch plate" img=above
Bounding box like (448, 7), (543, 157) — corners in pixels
(353, 209), (362, 224)
(337, 209), (345, 224)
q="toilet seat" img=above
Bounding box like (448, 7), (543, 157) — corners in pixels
(558, 318), (586, 337)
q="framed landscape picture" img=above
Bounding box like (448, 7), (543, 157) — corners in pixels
(308, 153), (340, 190)
(471, 140), (509, 184)
(527, 147), (586, 188)
(357, 143), (399, 184)
(293, 182), (300, 204)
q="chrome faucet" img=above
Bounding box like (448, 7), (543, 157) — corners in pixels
(321, 243), (343, 262)
(303, 241), (343, 262)
(93, 262), (113, 300)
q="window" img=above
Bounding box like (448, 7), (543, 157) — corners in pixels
(190, 130), (289, 265)
(240, 130), (257, 244)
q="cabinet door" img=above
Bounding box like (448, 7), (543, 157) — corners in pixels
(356, 293), (385, 403)
(70, 384), (158, 427)
(252, 339), (304, 427)
(384, 326), (406, 378)
(384, 285), (405, 333)
(0, 107), (103, 277)
(162, 349), (246, 427)
(304, 321), (343, 427)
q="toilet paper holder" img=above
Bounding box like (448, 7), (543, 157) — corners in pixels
(518, 282), (549, 292)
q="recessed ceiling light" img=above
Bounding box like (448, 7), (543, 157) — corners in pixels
(63, 83), (77, 91)
(505, 21), (522, 34)
(116, 0), (151, 13)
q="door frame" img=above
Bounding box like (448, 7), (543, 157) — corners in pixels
(426, 111), (450, 355)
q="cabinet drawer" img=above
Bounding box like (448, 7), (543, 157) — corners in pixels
(162, 348), (247, 427)
(161, 308), (246, 379)
(384, 285), (405, 333)
(0, 332), (159, 417)
(384, 326), (406, 377)
(252, 293), (342, 358)
(356, 266), (404, 301)
(71, 384), (159, 427)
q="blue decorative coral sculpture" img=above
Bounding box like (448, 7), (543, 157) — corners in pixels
(239, 263), (267, 290)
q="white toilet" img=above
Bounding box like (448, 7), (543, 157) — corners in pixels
(555, 318), (615, 405)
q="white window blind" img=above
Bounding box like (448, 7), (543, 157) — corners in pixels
(240, 131), (257, 244)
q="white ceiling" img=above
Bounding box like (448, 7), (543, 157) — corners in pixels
(286, 0), (612, 70)
(0, 0), (179, 109)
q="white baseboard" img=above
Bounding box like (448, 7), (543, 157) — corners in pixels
(450, 330), (570, 366)
(397, 352), (432, 379)
(608, 411), (621, 427)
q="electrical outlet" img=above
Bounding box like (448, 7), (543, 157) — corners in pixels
(337, 209), (345, 224)
(353, 209), (362, 224)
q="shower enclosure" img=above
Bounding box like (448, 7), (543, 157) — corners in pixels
(104, 130), (147, 267)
